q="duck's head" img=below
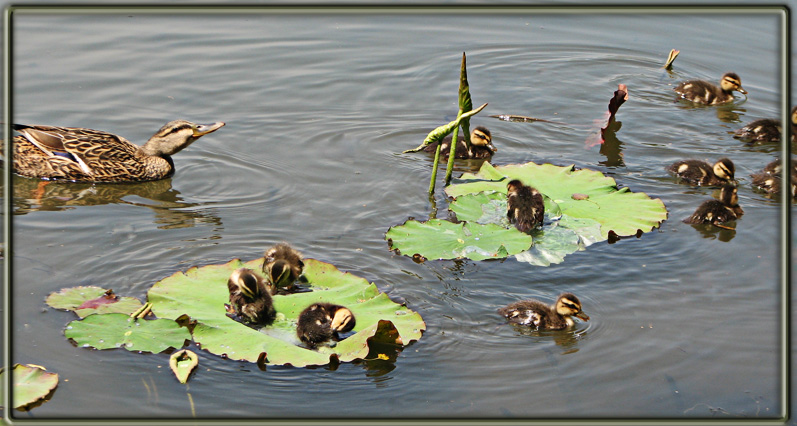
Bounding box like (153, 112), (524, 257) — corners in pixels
(471, 126), (496, 153)
(791, 106), (797, 127)
(555, 293), (590, 321)
(720, 73), (746, 95)
(719, 184), (739, 207)
(506, 179), (524, 194)
(713, 158), (735, 181)
(266, 259), (294, 289)
(229, 268), (262, 299)
(142, 120), (225, 156)
(331, 306), (356, 333)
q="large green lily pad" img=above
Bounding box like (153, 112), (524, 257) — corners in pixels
(5, 364), (59, 411)
(45, 286), (144, 318)
(146, 258), (425, 367)
(446, 161), (667, 240)
(386, 218), (533, 261)
(65, 314), (191, 353)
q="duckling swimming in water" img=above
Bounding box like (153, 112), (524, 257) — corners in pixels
(506, 179), (544, 232)
(734, 106), (797, 144)
(667, 158), (735, 186)
(674, 72), (746, 105)
(261, 243), (304, 292)
(498, 293), (589, 330)
(683, 184), (743, 226)
(423, 126), (495, 159)
(296, 302), (356, 348)
(751, 158), (797, 198)
(227, 268), (276, 325)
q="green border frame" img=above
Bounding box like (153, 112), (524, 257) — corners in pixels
(1, 4), (791, 425)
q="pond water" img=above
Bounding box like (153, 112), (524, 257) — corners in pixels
(4, 7), (790, 421)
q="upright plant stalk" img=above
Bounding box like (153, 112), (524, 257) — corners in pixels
(445, 52), (474, 186)
(443, 123), (461, 186)
(428, 142), (443, 194)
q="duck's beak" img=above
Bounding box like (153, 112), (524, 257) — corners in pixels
(576, 311), (590, 321)
(737, 86), (748, 95)
(193, 122), (225, 137)
(487, 142), (498, 153)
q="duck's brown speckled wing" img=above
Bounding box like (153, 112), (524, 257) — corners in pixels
(498, 300), (549, 327)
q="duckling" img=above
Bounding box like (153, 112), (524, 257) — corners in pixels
(683, 184), (743, 225)
(227, 268), (276, 325)
(674, 72), (746, 105)
(8, 120), (225, 182)
(666, 158), (735, 186)
(423, 126), (495, 159)
(261, 243), (304, 292)
(498, 293), (589, 330)
(751, 158), (797, 197)
(734, 106), (797, 144)
(506, 179), (544, 232)
(296, 302), (356, 348)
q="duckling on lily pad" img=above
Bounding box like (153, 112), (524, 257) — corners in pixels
(8, 120), (225, 182)
(498, 293), (589, 330)
(667, 158), (735, 186)
(424, 126), (495, 159)
(751, 158), (797, 198)
(262, 243), (304, 292)
(296, 302), (356, 348)
(674, 72), (746, 105)
(506, 179), (544, 233)
(227, 268), (276, 325)
(683, 184), (743, 226)
(734, 106), (797, 144)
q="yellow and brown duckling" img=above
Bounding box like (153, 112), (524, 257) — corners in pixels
(506, 179), (544, 233)
(423, 126), (495, 159)
(227, 267), (276, 325)
(296, 302), (356, 348)
(262, 243), (304, 292)
(734, 106), (797, 144)
(674, 72), (746, 105)
(498, 293), (589, 330)
(666, 158), (735, 186)
(8, 120), (225, 182)
(751, 158), (797, 198)
(683, 184), (743, 226)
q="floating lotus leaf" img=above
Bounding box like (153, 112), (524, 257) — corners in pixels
(6, 364), (58, 411)
(45, 286), (143, 318)
(445, 161), (667, 240)
(386, 218), (532, 261)
(169, 349), (199, 384)
(146, 258), (425, 367)
(64, 313), (190, 353)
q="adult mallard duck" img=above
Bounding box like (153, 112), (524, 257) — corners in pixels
(261, 243), (304, 292)
(506, 179), (544, 232)
(424, 126), (495, 159)
(8, 120), (225, 182)
(674, 72), (746, 105)
(683, 184), (743, 226)
(227, 267), (276, 325)
(296, 302), (356, 348)
(734, 106), (797, 144)
(751, 158), (797, 198)
(667, 158), (735, 186)
(498, 293), (589, 330)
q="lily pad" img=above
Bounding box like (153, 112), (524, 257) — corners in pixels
(46, 286), (144, 318)
(170, 349), (199, 384)
(7, 364), (58, 411)
(65, 313), (190, 353)
(446, 161), (667, 240)
(386, 218), (532, 261)
(146, 258), (425, 367)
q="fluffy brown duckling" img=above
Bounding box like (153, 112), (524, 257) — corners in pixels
(227, 268), (276, 325)
(423, 126), (495, 159)
(683, 184), (743, 226)
(506, 179), (544, 232)
(262, 243), (304, 292)
(296, 302), (356, 348)
(751, 158), (797, 198)
(734, 106), (797, 144)
(674, 72), (746, 105)
(667, 158), (735, 186)
(498, 293), (589, 330)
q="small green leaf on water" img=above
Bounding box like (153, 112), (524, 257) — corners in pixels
(65, 314), (190, 353)
(9, 364), (59, 411)
(46, 286), (144, 318)
(170, 349), (199, 384)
